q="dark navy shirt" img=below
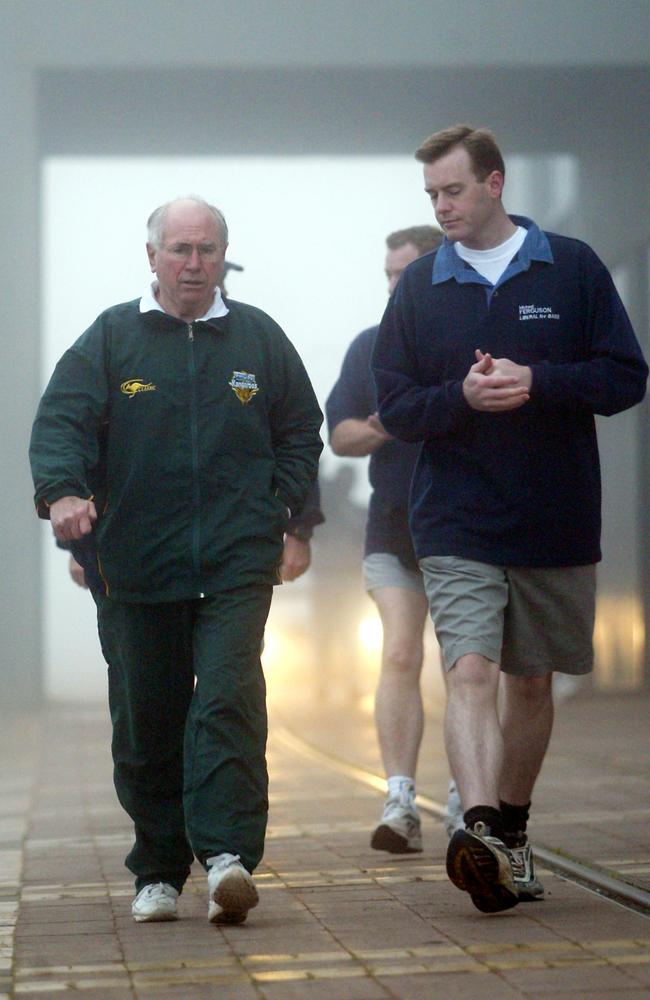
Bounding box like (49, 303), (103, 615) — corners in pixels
(326, 325), (421, 570)
(372, 216), (648, 567)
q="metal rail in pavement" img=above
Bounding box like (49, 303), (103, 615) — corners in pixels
(273, 722), (650, 919)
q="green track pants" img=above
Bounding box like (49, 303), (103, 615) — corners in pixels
(97, 585), (272, 893)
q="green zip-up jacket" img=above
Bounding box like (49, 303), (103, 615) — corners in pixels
(30, 298), (323, 602)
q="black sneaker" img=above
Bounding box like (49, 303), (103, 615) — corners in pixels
(506, 833), (544, 901)
(446, 821), (519, 913)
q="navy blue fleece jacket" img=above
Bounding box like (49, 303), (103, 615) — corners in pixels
(372, 217), (648, 567)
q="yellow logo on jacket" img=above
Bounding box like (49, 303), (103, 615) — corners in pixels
(120, 379), (157, 397)
(229, 371), (259, 405)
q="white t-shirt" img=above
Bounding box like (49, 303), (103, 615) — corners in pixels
(455, 226), (527, 286)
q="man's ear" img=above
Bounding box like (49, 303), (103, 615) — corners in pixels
(487, 170), (505, 200)
(146, 243), (157, 273)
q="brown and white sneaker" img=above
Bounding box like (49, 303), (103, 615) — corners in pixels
(446, 821), (519, 913)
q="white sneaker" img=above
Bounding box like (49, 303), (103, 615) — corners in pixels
(443, 779), (464, 839)
(508, 836), (545, 900)
(206, 853), (259, 924)
(131, 882), (179, 922)
(371, 789), (422, 853)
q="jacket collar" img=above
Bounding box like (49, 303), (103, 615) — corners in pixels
(431, 215), (554, 286)
(139, 281), (229, 320)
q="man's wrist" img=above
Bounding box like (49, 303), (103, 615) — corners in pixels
(286, 526), (312, 542)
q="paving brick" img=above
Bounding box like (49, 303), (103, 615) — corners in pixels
(498, 962), (644, 993)
(527, 993), (650, 1000)
(257, 977), (390, 999)
(14, 991), (135, 1000)
(138, 988), (258, 1000)
(376, 970), (524, 999)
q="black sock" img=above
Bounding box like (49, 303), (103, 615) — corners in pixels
(463, 805), (505, 842)
(500, 800), (531, 845)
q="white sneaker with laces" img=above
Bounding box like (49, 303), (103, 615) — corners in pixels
(371, 784), (422, 853)
(443, 779), (464, 839)
(131, 882), (179, 922)
(508, 836), (544, 900)
(206, 853), (259, 924)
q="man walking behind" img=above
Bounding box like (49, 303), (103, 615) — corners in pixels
(372, 126), (647, 913)
(326, 225), (447, 854)
(30, 196), (322, 925)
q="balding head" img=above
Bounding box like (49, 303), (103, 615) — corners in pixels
(147, 196), (229, 251)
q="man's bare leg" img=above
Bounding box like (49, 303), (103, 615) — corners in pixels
(370, 586), (428, 853)
(499, 673), (553, 805)
(496, 672), (553, 901)
(373, 586), (428, 778)
(444, 652), (502, 810)
(444, 652), (519, 912)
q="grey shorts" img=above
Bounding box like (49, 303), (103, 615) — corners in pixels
(363, 552), (425, 595)
(419, 556), (596, 677)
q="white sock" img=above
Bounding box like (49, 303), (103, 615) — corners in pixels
(387, 775), (416, 802)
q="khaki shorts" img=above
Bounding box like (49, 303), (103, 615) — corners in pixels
(419, 556), (596, 676)
(363, 553), (425, 595)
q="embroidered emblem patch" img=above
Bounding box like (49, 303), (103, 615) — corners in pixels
(229, 371), (259, 405)
(120, 379), (157, 397)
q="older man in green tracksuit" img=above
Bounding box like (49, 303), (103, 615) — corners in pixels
(30, 196), (323, 925)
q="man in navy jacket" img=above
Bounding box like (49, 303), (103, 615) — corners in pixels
(372, 124), (647, 914)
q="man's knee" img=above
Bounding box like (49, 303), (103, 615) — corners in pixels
(503, 672), (553, 708)
(381, 637), (424, 679)
(447, 652), (500, 696)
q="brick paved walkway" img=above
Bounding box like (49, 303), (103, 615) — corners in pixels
(1, 691), (648, 998)
(279, 686), (650, 894)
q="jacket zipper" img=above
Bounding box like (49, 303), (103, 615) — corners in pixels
(187, 323), (204, 597)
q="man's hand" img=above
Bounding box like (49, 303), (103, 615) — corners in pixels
(366, 412), (393, 440)
(477, 349), (532, 389)
(280, 534), (311, 582)
(68, 555), (88, 589)
(50, 496), (97, 542)
(462, 350), (531, 412)
(330, 414), (392, 457)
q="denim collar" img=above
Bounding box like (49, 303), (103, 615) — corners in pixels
(431, 215), (554, 288)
